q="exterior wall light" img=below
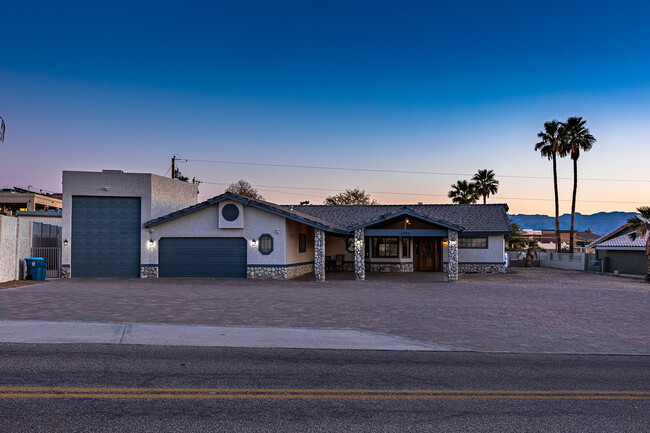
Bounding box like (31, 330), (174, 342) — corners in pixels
(449, 240), (458, 246)
(148, 239), (155, 248)
(442, 239), (448, 246)
(354, 239), (363, 248)
(250, 239), (258, 247)
(63, 239), (69, 247)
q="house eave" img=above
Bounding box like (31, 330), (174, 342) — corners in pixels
(347, 209), (463, 232)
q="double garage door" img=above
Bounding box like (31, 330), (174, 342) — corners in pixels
(159, 238), (247, 278)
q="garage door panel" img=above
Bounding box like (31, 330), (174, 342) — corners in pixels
(71, 196), (141, 278)
(159, 238), (247, 278)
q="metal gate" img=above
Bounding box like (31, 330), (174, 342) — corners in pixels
(31, 247), (62, 278)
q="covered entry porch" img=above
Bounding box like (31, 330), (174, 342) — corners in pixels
(313, 212), (460, 282)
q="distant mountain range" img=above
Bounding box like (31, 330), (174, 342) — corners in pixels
(509, 212), (636, 237)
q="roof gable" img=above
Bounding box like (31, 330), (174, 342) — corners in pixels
(143, 192), (348, 233)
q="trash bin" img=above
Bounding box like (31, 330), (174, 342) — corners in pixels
(25, 257), (48, 281)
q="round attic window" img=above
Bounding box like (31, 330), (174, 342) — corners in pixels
(222, 204), (240, 222)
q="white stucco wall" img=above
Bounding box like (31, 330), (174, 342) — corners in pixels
(442, 235), (505, 263)
(285, 220), (314, 265)
(62, 170), (198, 266)
(151, 174), (199, 220)
(144, 201), (288, 266)
(0, 215), (32, 282)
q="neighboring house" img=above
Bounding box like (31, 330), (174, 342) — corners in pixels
(588, 222), (648, 276)
(62, 170), (511, 281)
(521, 229), (600, 252)
(0, 188), (62, 215)
(16, 210), (63, 227)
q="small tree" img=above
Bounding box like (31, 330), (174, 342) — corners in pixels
(324, 188), (378, 205)
(506, 219), (528, 250)
(448, 180), (479, 204)
(226, 179), (264, 200)
(520, 239), (544, 267)
(627, 206), (650, 283)
(0, 116), (5, 143)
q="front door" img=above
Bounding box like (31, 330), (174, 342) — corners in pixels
(414, 238), (440, 272)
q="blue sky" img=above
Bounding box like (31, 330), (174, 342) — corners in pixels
(1, 0), (649, 213)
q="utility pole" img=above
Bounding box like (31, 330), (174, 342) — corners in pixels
(171, 156), (176, 179)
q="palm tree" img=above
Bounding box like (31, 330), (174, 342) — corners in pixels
(448, 180), (479, 204)
(519, 239), (544, 267)
(535, 120), (567, 253)
(472, 169), (499, 204)
(627, 207), (650, 283)
(561, 116), (596, 253)
(0, 116), (5, 143)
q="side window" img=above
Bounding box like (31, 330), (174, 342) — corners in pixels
(259, 234), (274, 255)
(299, 233), (306, 253)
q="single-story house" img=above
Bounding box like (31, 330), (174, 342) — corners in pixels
(588, 221), (649, 276)
(62, 170), (511, 281)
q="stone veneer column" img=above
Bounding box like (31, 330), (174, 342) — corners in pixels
(315, 229), (326, 282)
(354, 228), (365, 281)
(447, 229), (459, 282)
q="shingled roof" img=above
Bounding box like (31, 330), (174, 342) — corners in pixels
(290, 204), (511, 234)
(144, 193), (511, 235)
(589, 217), (649, 249)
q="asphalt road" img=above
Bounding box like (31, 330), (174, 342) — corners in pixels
(0, 344), (648, 432)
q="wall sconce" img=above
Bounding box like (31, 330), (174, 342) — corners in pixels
(63, 239), (69, 247)
(250, 239), (258, 247)
(442, 239), (448, 246)
(275, 228), (280, 234)
(103, 186), (111, 191)
(148, 239), (155, 248)
(354, 239), (363, 248)
(405, 218), (411, 225)
(449, 240), (458, 246)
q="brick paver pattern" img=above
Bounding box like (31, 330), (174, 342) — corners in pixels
(1, 268), (648, 354)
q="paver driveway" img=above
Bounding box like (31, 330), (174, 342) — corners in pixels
(1, 268), (648, 354)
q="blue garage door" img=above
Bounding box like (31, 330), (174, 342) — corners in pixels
(71, 196), (141, 278)
(159, 237), (247, 278)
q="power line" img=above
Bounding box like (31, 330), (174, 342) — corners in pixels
(186, 158), (650, 183)
(200, 181), (645, 205)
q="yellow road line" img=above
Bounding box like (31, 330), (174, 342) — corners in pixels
(0, 386), (647, 395)
(0, 392), (648, 400)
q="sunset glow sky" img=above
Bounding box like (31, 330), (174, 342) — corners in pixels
(1, 1), (649, 214)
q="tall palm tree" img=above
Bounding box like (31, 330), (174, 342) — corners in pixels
(535, 120), (567, 253)
(448, 180), (479, 204)
(627, 207), (650, 283)
(561, 116), (596, 253)
(0, 116), (5, 143)
(472, 169), (499, 204)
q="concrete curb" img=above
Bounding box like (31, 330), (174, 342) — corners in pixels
(0, 320), (453, 351)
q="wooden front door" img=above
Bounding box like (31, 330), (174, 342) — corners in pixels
(414, 238), (440, 272)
